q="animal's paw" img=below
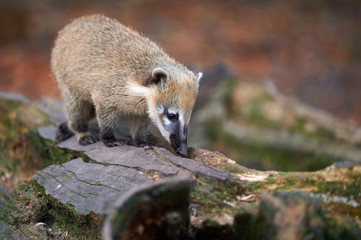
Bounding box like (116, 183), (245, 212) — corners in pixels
(101, 130), (123, 147)
(102, 138), (123, 147)
(133, 140), (156, 151)
(132, 138), (149, 148)
(79, 135), (98, 145)
(135, 141), (147, 148)
(103, 141), (123, 147)
(56, 122), (74, 142)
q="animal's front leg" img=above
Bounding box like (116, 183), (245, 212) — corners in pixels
(95, 103), (123, 147)
(61, 91), (98, 145)
(131, 117), (150, 147)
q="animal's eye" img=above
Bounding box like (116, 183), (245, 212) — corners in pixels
(167, 113), (177, 121)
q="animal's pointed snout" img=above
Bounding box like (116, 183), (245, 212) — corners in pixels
(176, 143), (188, 157)
(170, 134), (188, 157)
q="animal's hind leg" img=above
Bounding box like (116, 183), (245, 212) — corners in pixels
(62, 92), (97, 145)
(56, 122), (74, 142)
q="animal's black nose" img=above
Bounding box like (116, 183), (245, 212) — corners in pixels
(176, 143), (188, 157)
(170, 134), (188, 156)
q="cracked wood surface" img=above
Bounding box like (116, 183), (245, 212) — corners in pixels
(35, 124), (229, 216)
(33, 158), (152, 215)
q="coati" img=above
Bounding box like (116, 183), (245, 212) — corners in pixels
(51, 15), (202, 156)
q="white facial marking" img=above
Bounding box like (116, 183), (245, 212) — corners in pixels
(147, 107), (170, 142)
(179, 111), (185, 130)
(157, 105), (164, 114)
(166, 109), (186, 137)
(163, 116), (171, 126)
(164, 108), (178, 127)
(128, 83), (149, 96)
(165, 108), (186, 130)
(157, 123), (170, 142)
(168, 108), (177, 115)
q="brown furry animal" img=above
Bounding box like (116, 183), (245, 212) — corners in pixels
(51, 15), (202, 156)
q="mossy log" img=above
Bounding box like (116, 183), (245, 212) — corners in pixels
(0, 92), (360, 239)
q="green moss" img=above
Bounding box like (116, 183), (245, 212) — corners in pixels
(225, 79), (278, 129)
(266, 175), (276, 184)
(0, 99), (77, 178)
(0, 189), (16, 224)
(226, 167), (245, 175)
(301, 178), (316, 185)
(290, 118), (308, 135)
(237, 95), (278, 129)
(1, 128), (75, 175)
(0, 98), (97, 237)
(205, 119), (336, 171)
(15, 181), (101, 239)
(28, 180), (46, 201)
(246, 174), (294, 193)
(204, 80), (353, 173)
(315, 181), (361, 199)
(246, 173), (317, 194)
(247, 174), (361, 222)
(191, 176), (244, 217)
(247, 182), (265, 192)
(47, 204), (101, 239)
(282, 178), (295, 190)
(214, 164), (245, 175)
(290, 117), (336, 141)
(326, 215), (361, 239)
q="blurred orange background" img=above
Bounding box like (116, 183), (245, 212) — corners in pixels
(0, 0), (360, 125)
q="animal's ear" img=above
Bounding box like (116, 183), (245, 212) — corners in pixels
(148, 67), (169, 86)
(196, 72), (203, 83)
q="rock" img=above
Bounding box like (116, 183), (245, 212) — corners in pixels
(102, 177), (191, 240)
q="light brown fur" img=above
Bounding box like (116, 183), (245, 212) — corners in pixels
(51, 14), (200, 151)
